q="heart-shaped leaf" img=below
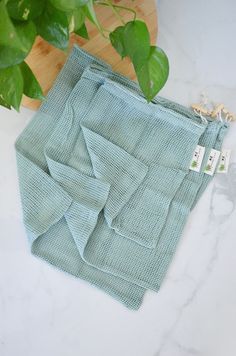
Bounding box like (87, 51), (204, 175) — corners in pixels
(68, 8), (85, 33)
(0, 96), (11, 110)
(7, 0), (46, 21)
(0, 2), (36, 68)
(0, 65), (23, 111)
(20, 61), (44, 100)
(135, 46), (169, 102)
(34, 2), (69, 50)
(14, 20), (37, 54)
(50, 0), (89, 11)
(109, 26), (126, 58)
(83, 0), (102, 31)
(0, 2), (23, 51)
(123, 20), (150, 63)
(75, 23), (89, 39)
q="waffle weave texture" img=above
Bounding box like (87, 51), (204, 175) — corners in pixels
(15, 45), (229, 309)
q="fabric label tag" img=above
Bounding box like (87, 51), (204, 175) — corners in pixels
(204, 148), (221, 176)
(189, 145), (205, 172)
(217, 149), (231, 174)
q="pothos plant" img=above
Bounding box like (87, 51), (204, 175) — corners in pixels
(0, 0), (169, 111)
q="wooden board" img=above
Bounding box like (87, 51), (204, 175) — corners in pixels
(22, 0), (157, 110)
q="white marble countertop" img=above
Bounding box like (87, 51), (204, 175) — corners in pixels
(0, 1), (236, 355)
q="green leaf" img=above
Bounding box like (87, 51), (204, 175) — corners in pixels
(69, 8), (85, 33)
(0, 96), (11, 110)
(123, 20), (150, 64)
(0, 2), (23, 51)
(0, 22), (36, 68)
(34, 2), (69, 50)
(49, 0), (89, 11)
(7, 0), (46, 21)
(75, 23), (89, 39)
(0, 2), (36, 68)
(109, 26), (126, 58)
(20, 61), (44, 100)
(135, 46), (169, 102)
(83, 0), (102, 31)
(68, 8), (89, 39)
(0, 65), (23, 111)
(14, 20), (37, 53)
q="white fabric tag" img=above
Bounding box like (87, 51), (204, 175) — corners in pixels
(189, 145), (205, 172)
(217, 149), (231, 173)
(204, 148), (221, 176)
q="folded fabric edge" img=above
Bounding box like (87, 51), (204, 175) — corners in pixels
(81, 124), (149, 224)
(30, 238), (146, 310)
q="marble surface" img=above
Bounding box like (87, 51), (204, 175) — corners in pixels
(0, 0), (236, 355)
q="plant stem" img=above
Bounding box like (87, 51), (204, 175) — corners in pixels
(113, 4), (137, 20)
(95, 1), (137, 21)
(107, 0), (126, 24)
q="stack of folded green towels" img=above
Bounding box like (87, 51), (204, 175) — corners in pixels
(15, 45), (229, 310)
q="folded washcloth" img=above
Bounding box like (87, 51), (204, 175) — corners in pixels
(46, 64), (207, 249)
(15, 45), (229, 309)
(45, 64), (228, 290)
(75, 121), (227, 290)
(15, 46), (146, 310)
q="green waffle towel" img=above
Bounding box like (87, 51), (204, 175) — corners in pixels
(15, 45), (229, 309)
